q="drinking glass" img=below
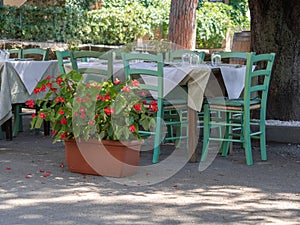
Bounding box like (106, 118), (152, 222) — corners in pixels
(211, 51), (221, 67)
(182, 53), (191, 66)
(191, 54), (200, 67)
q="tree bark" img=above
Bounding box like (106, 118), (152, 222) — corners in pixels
(168, 0), (199, 50)
(249, 0), (300, 120)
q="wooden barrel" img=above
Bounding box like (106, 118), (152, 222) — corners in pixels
(231, 31), (251, 52)
(231, 31), (251, 64)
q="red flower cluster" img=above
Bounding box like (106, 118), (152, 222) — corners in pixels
(97, 94), (110, 101)
(25, 99), (35, 108)
(55, 97), (65, 103)
(104, 108), (114, 115)
(129, 125), (136, 132)
(133, 103), (142, 111)
(149, 100), (158, 112)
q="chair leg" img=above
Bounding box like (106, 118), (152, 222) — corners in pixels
(243, 122), (253, 166)
(221, 112), (231, 156)
(152, 113), (163, 164)
(200, 104), (210, 162)
(260, 121), (267, 161)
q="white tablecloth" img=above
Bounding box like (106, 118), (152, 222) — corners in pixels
(9, 60), (56, 94)
(67, 61), (211, 112)
(134, 62), (211, 111)
(219, 64), (246, 99)
(0, 60), (59, 126)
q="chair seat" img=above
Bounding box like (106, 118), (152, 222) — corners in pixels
(207, 96), (261, 110)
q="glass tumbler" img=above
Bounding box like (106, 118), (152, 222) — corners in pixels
(211, 51), (221, 67)
(182, 53), (191, 65)
(191, 54), (200, 67)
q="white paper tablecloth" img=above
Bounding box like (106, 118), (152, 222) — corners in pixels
(66, 61), (211, 112)
(135, 62), (211, 111)
(0, 60), (59, 126)
(219, 64), (246, 99)
(9, 60), (57, 94)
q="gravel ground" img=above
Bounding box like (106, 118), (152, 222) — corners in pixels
(0, 127), (300, 225)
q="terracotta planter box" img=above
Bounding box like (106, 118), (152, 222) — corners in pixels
(64, 139), (141, 177)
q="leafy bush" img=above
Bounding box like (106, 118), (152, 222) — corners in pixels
(196, 1), (250, 49)
(0, 0), (249, 48)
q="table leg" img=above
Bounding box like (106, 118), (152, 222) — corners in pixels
(188, 107), (198, 162)
(3, 118), (13, 141)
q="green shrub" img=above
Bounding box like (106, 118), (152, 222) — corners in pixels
(196, 1), (250, 49)
(0, 0), (249, 48)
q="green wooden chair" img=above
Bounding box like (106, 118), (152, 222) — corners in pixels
(55, 50), (70, 75)
(21, 48), (50, 61)
(13, 48), (50, 137)
(70, 50), (113, 82)
(200, 52), (276, 166)
(198, 52), (249, 140)
(121, 52), (188, 163)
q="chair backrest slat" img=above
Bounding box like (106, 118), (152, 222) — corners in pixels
(121, 52), (164, 106)
(22, 48), (49, 61)
(244, 52), (276, 108)
(8, 48), (22, 58)
(70, 50), (113, 81)
(56, 50), (70, 75)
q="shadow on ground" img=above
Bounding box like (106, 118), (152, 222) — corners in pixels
(0, 125), (300, 225)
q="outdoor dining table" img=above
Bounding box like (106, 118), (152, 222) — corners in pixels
(0, 59), (59, 128)
(65, 59), (248, 162)
(142, 62), (248, 162)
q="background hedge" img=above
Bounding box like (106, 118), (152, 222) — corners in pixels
(0, 0), (249, 48)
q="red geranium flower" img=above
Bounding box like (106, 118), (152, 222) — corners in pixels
(114, 78), (121, 85)
(25, 99), (35, 108)
(122, 86), (130, 93)
(60, 118), (67, 125)
(129, 125), (136, 132)
(133, 103), (142, 111)
(56, 77), (63, 85)
(131, 79), (140, 86)
(104, 108), (114, 115)
(59, 109), (65, 115)
(39, 112), (46, 119)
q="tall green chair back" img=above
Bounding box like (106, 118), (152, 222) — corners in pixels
(56, 50), (70, 75)
(70, 50), (113, 81)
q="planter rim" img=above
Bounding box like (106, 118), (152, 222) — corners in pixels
(65, 138), (143, 146)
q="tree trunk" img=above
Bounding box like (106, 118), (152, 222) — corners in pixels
(249, 0), (300, 120)
(168, 0), (199, 50)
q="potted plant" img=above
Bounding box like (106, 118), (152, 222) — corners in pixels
(28, 70), (157, 177)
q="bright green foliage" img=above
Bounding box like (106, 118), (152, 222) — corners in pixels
(196, 1), (250, 48)
(0, 0), (249, 48)
(0, 5), (83, 42)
